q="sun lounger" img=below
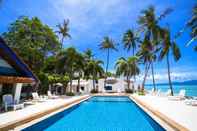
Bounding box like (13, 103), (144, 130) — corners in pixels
(156, 89), (161, 96)
(32, 92), (46, 102)
(165, 89), (171, 96)
(3, 94), (24, 111)
(47, 91), (59, 99)
(185, 99), (197, 106)
(168, 89), (186, 101)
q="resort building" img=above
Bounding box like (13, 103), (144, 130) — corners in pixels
(70, 77), (129, 93)
(0, 37), (37, 105)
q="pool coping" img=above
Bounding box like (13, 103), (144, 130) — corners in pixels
(130, 95), (189, 131)
(0, 95), (90, 131)
(2, 94), (189, 131)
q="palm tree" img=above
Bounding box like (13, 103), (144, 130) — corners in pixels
(137, 6), (171, 91)
(186, 5), (197, 49)
(159, 28), (181, 95)
(56, 19), (71, 49)
(137, 36), (153, 90)
(99, 36), (117, 87)
(56, 47), (81, 93)
(122, 29), (138, 82)
(86, 59), (104, 90)
(122, 29), (137, 55)
(74, 53), (85, 92)
(115, 56), (140, 90)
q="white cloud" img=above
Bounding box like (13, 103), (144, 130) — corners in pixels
(135, 66), (197, 84)
(47, 0), (165, 45)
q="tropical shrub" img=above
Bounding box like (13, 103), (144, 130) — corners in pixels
(90, 89), (98, 94)
(125, 88), (133, 94)
(66, 92), (75, 96)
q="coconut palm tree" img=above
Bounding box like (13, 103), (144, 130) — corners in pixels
(56, 47), (81, 93)
(122, 29), (138, 82)
(99, 36), (117, 87)
(137, 35), (153, 90)
(159, 28), (181, 96)
(137, 6), (171, 91)
(115, 56), (140, 90)
(74, 53), (85, 92)
(122, 29), (138, 55)
(86, 59), (104, 90)
(186, 5), (197, 49)
(56, 19), (71, 49)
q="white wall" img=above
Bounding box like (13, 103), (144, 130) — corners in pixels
(97, 78), (127, 93)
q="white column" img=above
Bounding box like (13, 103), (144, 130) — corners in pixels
(13, 83), (23, 104)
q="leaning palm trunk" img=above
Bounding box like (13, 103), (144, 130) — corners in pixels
(133, 48), (136, 82)
(69, 78), (72, 93)
(127, 76), (130, 89)
(92, 78), (96, 90)
(167, 52), (173, 96)
(61, 37), (64, 49)
(77, 77), (80, 92)
(151, 62), (156, 91)
(104, 48), (110, 88)
(142, 62), (151, 89)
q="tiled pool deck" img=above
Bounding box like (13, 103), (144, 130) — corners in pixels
(132, 94), (197, 131)
(0, 95), (90, 130)
(0, 93), (196, 131)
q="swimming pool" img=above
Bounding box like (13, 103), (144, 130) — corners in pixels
(22, 96), (165, 131)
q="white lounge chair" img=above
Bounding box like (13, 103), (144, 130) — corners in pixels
(185, 99), (197, 106)
(3, 94), (24, 111)
(47, 91), (58, 99)
(156, 89), (162, 96)
(164, 89), (171, 96)
(32, 92), (46, 102)
(168, 89), (186, 101)
(148, 88), (154, 95)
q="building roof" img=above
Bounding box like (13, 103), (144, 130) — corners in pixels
(0, 37), (38, 84)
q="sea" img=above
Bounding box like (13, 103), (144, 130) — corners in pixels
(145, 84), (197, 97)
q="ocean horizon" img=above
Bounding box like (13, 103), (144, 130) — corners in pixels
(145, 84), (197, 97)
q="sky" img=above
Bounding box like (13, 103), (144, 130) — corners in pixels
(0, 0), (196, 84)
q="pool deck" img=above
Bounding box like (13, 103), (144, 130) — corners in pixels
(0, 93), (196, 131)
(131, 94), (197, 131)
(0, 95), (90, 131)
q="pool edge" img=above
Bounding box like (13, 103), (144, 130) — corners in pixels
(130, 95), (189, 131)
(4, 94), (189, 131)
(0, 95), (90, 131)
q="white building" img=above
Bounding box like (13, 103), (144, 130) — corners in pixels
(70, 77), (130, 93)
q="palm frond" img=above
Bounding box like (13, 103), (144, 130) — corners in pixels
(172, 42), (181, 61)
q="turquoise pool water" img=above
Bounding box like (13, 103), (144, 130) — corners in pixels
(145, 84), (197, 97)
(23, 96), (165, 131)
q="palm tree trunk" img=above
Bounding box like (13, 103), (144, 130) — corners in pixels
(77, 77), (80, 92)
(127, 76), (130, 89)
(132, 48), (136, 83)
(61, 37), (64, 49)
(167, 52), (173, 96)
(142, 62), (151, 89)
(151, 62), (156, 91)
(69, 78), (72, 93)
(104, 48), (110, 88)
(93, 77), (96, 90)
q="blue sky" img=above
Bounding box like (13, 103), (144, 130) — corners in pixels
(0, 0), (196, 84)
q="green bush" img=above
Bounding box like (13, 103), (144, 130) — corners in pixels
(66, 92), (75, 96)
(125, 88), (133, 93)
(90, 89), (98, 94)
(138, 91), (145, 96)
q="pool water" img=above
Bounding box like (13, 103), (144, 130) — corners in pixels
(23, 96), (165, 131)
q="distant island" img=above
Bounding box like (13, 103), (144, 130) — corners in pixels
(146, 80), (197, 86)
